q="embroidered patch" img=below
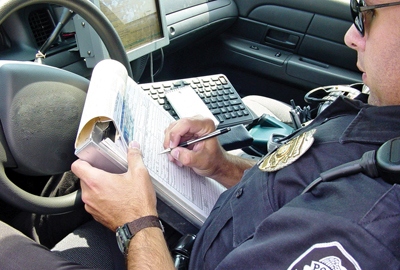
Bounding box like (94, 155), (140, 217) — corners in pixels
(258, 129), (316, 172)
(287, 241), (361, 270)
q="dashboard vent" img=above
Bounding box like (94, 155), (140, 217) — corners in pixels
(28, 8), (55, 47)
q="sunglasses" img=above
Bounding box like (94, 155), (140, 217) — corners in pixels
(350, 0), (400, 36)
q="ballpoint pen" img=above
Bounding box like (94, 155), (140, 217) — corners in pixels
(159, 127), (231, 154)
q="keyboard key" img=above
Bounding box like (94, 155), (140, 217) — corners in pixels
(219, 76), (227, 84)
(216, 115), (224, 123)
(230, 100), (242, 105)
(152, 83), (161, 89)
(211, 108), (221, 114)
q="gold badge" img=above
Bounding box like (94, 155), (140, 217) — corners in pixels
(258, 129), (316, 172)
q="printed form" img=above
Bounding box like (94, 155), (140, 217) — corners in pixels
(123, 77), (225, 221)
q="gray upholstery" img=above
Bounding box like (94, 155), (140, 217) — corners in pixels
(242, 95), (293, 124)
(51, 220), (125, 269)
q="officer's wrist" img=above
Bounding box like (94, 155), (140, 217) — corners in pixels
(116, 215), (164, 255)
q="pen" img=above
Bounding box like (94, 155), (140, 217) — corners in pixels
(159, 127), (231, 154)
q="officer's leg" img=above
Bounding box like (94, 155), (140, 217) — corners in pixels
(0, 220), (88, 270)
(52, 220), (125, 269)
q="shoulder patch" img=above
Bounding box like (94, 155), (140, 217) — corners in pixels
(287, 241), (361, 270)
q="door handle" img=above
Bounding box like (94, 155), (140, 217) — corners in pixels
(264, 29), (299, 49)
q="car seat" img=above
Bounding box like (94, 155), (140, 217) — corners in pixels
(242, 95), (293, 125)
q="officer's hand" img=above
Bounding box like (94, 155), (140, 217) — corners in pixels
(163, 116), (227, 179)
(71, 142), (157, 231)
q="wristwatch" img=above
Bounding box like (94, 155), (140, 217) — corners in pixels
(116, 215), (164, 255)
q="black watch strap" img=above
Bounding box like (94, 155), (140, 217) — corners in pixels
(126, 215), (164, 238)
(116, 215), (164, 255)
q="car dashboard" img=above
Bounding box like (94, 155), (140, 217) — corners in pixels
(0, 0), (237, 80)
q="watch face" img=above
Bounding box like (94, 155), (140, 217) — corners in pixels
(116, 226), (128, 254)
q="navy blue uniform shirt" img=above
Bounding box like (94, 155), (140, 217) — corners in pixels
(189, 95), (400, 269)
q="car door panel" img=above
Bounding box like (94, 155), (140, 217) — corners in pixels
(249, 5), (314, 34)
(217, 0), (361, 99)
(234, 0), (352, 21)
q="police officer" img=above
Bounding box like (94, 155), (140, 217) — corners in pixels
(1, 0), (400, 269)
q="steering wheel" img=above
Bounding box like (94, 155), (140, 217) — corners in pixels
(0, 0), (132, 214)
(304, 84), (361, 104)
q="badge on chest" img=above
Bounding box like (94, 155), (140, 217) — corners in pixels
(258, 129), (316, 172)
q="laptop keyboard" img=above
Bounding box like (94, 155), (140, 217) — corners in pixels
(140, 74), (254, 128)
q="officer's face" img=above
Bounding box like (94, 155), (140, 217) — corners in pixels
(345, 0), (400, 106)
